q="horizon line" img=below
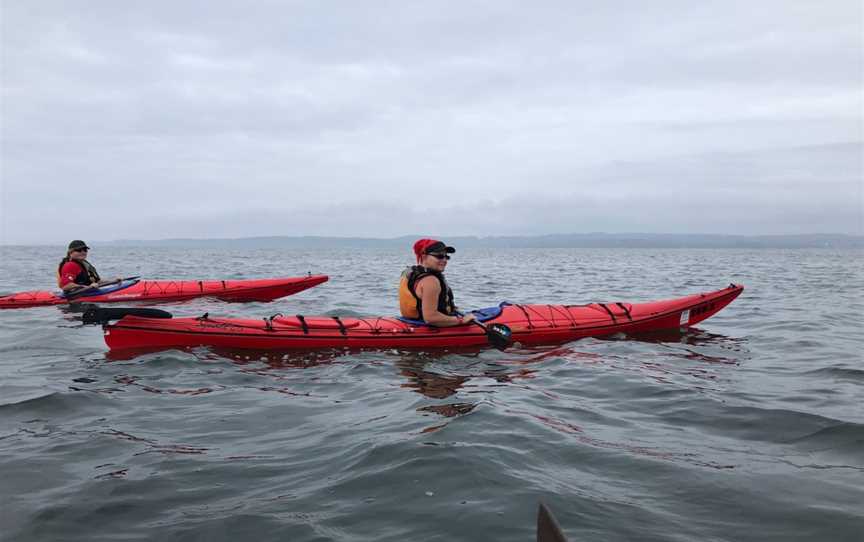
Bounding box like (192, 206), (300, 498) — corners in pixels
(2, 231), (862, 247)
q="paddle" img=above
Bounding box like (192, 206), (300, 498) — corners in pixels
(65, 276), (141, 298)
(82, 307), (173, 325)
(471, 319), (513, 350)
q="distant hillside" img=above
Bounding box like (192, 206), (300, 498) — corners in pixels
(102, 233), (864, 249)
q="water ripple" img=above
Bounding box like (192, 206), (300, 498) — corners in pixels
(2, 247), (863, 541)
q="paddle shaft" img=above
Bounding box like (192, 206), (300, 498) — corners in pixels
(65, 276), (139, 297)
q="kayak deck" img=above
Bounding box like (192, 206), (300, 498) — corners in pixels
(0, 275), (328, 309)
(103, 284), (744, 351)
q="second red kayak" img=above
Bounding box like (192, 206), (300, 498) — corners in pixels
(101, 284), (744, 351)
(0, 274), (329, 309)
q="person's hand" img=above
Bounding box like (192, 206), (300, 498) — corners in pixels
(461, 313), (476, 325)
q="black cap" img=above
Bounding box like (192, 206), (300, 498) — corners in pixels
(68, 240), (90, 251)
(425, 241), (455, 254)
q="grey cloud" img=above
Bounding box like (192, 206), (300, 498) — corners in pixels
(1, 1), (861, 244)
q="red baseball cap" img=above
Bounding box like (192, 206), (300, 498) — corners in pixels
(413, 238), (455, 260)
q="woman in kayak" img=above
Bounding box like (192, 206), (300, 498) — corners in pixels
(399, 238), (475, 327)
(57, 240), (118, 293)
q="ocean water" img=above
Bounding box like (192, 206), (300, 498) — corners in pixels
(1, 247), (862, 542)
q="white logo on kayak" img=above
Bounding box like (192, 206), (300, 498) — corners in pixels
(679, 310), (690, 327)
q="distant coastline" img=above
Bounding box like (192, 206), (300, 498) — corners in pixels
(79, 233), (864, 249)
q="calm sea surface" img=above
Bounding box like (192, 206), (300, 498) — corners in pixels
(1, 247), (862, 541)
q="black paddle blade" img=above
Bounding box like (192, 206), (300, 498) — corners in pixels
(486, 323), (513, 350)
(82, 307), (173, 325)
(537, 502), (569, 542)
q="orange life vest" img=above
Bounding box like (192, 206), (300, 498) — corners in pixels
(398, 266), (455, 320)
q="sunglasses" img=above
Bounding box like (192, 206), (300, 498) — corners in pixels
(427, 253), (450, 260)
(72, 248), (89, 253)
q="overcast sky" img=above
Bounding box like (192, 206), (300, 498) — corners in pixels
(1, 0), (861, 244)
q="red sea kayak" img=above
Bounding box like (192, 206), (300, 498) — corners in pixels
(0, 275), (328, 309)
(101, 284), (743, 351)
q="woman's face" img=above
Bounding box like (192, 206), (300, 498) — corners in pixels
(422, 252), (449, 272)
(69, 248), (88, 261)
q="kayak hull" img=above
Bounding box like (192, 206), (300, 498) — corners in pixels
(103, 284), (743, 351)
(0, 275), (328, 309)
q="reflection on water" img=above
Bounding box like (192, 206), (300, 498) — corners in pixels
(399, 362), (471, 400)
(416, 403), (477, 417)
(209, 347), (353, 369)
(101, 326), (748, 407)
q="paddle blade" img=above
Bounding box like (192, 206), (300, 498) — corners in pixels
(537, 502), (569, 542)
(82, 307), (172, 325)
(486, 323), (513, 350)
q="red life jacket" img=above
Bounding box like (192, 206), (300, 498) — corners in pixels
(57, 258), (101, 288)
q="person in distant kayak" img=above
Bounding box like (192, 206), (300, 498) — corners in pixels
(57, 240), (118, 293)
(399, 238), (475, 327)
